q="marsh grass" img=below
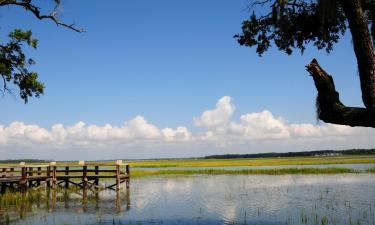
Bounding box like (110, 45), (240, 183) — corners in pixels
(126, 155), (375, 168)
(1, 155), (375, 168)
(366, 167), (375, 173)
(130, 167), (358, 178)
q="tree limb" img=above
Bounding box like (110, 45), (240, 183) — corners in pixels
(0, 0), (84, 33)
(306, 58), (375, 128)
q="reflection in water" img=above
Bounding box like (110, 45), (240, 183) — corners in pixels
(1, 174), (375, 224)
(0, 187), (131, 224)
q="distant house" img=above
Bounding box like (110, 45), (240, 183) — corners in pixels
(314, 152), (342, 157)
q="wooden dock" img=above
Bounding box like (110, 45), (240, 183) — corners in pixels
(0, 161), (130, 193)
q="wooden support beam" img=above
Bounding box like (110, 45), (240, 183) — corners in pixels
(67, 180), (84, 188)
(36, 167), (41, 186)
(94, 165), (99, 189)
(65, 166), (69, 188)
(126, 164), (130, 189)
(116, 164), (120, 191)
(46, 166), (51, 188)
(1, 168), (6, 178)
(1, 182), (6, 194)
(52, 166), (57, 189)
(126, 164), (130, 175)
(28, 167), (33, 187)
(20, 166), (27, 191)
(82, 165), (88, 190)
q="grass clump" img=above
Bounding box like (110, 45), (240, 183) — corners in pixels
(366, 167), (375, 173)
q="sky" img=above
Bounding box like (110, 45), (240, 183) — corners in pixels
(0, 0), (374, 160)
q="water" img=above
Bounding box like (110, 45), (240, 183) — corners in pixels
(1, 174), (375, 225)
(133, 163), (375, 171)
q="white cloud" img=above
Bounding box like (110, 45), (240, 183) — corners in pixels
(228, 111), (290, 139)
(161, 127), (191, 142)
(124, 116), (161, 139)
(1, 96), (375, 159)
(194, 96), (235, 129)
(0, 116), (186, 150)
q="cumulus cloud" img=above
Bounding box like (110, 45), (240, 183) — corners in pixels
(161, 127), (191, 142)
(194, 96), (235, 129)
(228, 111), (290, 139)
(207, 110), (375, 142)
(0, 116), (190, 150)
(1, 96), (375, 159)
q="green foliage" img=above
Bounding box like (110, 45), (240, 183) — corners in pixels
(234, 0), (371, 55)
(0, 0), (82, 103)
(0, 29), (44, 103)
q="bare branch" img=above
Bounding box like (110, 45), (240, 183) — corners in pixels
(0, 0), (84, 33)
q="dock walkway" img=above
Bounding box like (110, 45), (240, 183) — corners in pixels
(0, 161), (130, 193)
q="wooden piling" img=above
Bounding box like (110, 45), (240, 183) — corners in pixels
(94, 165), (99, 188)
(1, 180), (6, 194)
(1, 168), (6, 193)
(9, 168), (14, 189)
(37, 167), (41, 186)
(20, 167), (27, 191)
(46, 166), (51, 188)
(65, 166), (69, 188)
(28, 167), (33, 187)
(126, 164), (130, 188)
(83, 165), (88, 190)
(116, 164), (120, 190)
(52, 166), (57, 189)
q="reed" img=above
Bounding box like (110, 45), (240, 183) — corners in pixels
(130, 167), (358, 178)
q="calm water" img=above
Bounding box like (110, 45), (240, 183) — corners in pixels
(1, 174), (375, 225)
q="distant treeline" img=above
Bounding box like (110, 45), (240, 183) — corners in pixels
(204, 149), (375, 159)
(0, 159), (50, 163)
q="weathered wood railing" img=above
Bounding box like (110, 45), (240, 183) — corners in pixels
(0, 162), (130, 193)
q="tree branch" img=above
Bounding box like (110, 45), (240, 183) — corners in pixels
(306, 58), (375, 127)
(0, 0), (84, 33)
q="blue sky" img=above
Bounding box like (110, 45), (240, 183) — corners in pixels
(0, 0), (373, 160)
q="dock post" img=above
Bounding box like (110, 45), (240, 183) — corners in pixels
(28, 167), (33, 187)
(9, 168), (14, 189)
(126, 164), (130, 188)
(1, 183), (6, 194)
(83, 165), (88, 190)
(116, 164), (120, 190)
(52, 166), (57, 189)
(1, 168), (6, 193)
(46, 166), (51, 188)
(94, 165), (99, 189)
(65, 166), (69, 188)
(37, 167), (41, 186)
(20, 166), (27, 191)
